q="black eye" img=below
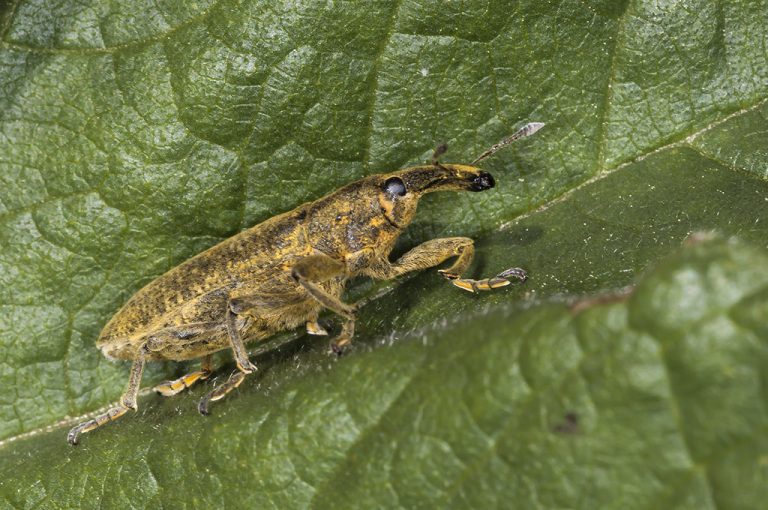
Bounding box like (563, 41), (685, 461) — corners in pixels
(383, 177), (406, 197)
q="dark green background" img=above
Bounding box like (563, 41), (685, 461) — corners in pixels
(0, 0), (766, 508)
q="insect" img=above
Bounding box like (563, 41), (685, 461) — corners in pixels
(67, 122), (544, 445)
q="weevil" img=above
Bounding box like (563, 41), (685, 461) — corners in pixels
(67, 122), (544, 445)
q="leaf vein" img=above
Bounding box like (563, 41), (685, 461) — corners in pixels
(0, 0), (223, 55)
(361, 0), (404, 173)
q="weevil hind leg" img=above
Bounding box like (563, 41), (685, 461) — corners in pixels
(68, 345), (148, 445)
(154, 354), (213, 397)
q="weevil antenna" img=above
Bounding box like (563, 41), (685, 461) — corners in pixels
(470, 122), (545, 165)
(431, 143), (448, 168)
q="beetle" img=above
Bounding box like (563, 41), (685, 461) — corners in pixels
(67, 122), (544, 445)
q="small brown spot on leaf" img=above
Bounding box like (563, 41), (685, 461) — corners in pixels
(553, 411), (579, 435)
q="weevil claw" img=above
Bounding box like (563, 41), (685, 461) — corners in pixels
(329, 342), (347, 357)
(67, 429), (80, 446)
(237, 360), (257, 374)
(497, 267), (527, 282)
(438, 269), (459, 280)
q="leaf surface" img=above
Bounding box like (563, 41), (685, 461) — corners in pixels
(0, 0), (767, 508)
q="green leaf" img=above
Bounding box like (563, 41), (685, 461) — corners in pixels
(1, 0), (767, 507)
(3, 235), (768, 508)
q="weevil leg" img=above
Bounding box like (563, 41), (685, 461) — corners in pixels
(329, 318), (355, 356)
(68, 345), (148, 445)
(444, 266), (527, 292)
(225, 304), (257, 374)
(197, 302), (258, 414)
(198, 370), (247, 416)
(365, 237), (527, 293)
(154, 354), (213, 397)
(291, 253), (357, 354)
(197, 283), (319, 414)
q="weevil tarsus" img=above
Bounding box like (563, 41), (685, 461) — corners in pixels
(154, 355), (213, 397)
(198, 370), (247, 416)
(446, 267), (528, 293)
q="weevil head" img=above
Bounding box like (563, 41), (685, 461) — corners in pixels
(376, 163), (494, 228)
(373, 122), (544, 229)
(387, 163), (495, 195)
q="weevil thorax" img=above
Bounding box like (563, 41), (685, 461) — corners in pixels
(377, 163), (496, 229)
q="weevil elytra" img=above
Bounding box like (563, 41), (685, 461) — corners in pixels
(67, 122), (544, 445)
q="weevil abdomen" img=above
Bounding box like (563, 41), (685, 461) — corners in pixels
(96, 209), (313, 351)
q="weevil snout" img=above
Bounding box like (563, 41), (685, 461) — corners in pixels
(469, 171), (495, 192)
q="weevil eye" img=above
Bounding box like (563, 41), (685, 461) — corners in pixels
(383, 177), (407, 197)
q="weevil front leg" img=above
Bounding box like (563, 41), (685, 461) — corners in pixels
(365, 237), (526, 292)
(68, 345), (148, 445)
(154, 354), (213, 397)
(291, 254), (356, 355)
